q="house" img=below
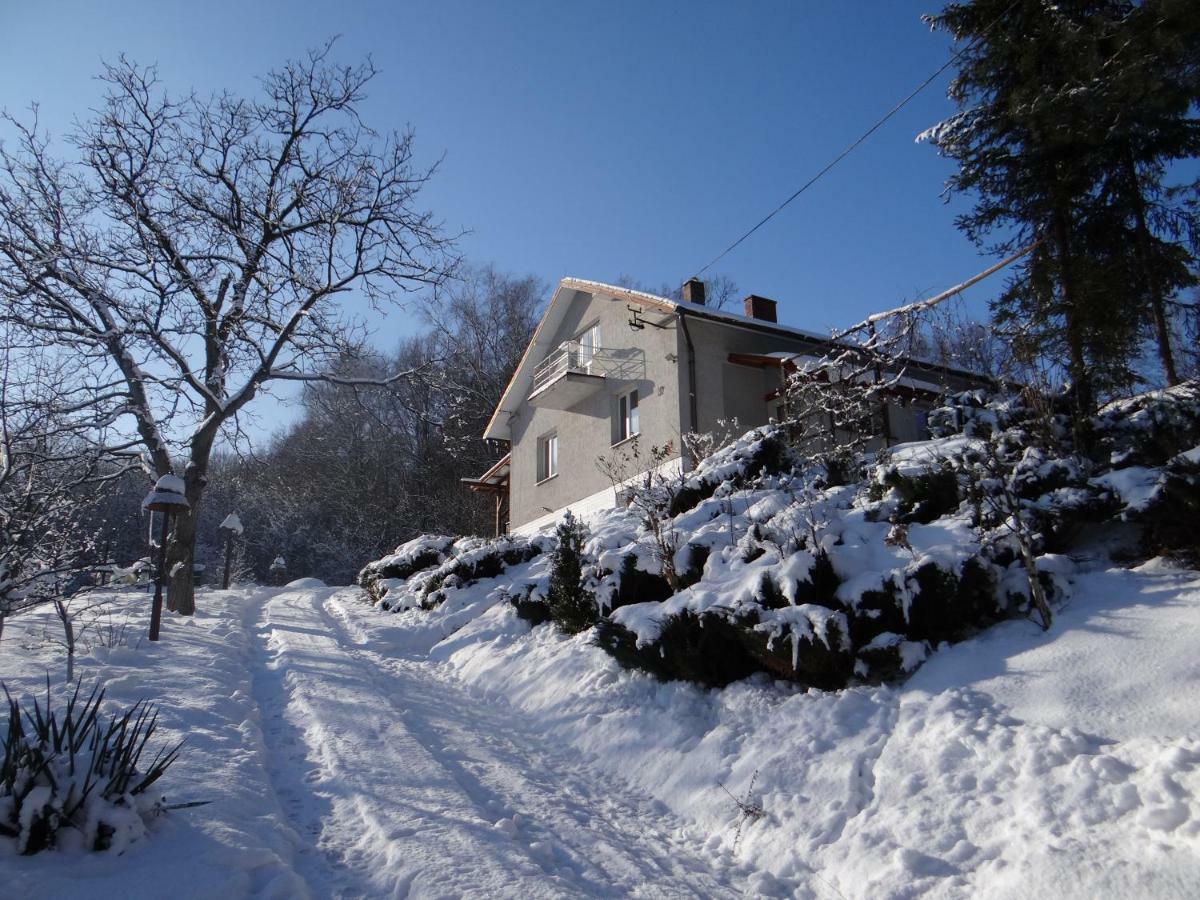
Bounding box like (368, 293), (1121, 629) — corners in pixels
(466, 278), (988, 536)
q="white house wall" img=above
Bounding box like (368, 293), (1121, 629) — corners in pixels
(510, 456), (687, 537)
(507, 289), (685, 531)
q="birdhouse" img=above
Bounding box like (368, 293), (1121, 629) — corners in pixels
(142, 474), (191, 512)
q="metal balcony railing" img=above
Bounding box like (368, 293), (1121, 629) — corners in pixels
(530, 340), (621, 396)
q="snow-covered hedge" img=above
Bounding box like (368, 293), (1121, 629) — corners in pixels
(358, 533), (553, 612)
(357, 381), (1200, 688)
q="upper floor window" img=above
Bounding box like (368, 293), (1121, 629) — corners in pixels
(615, 389), (640, 444)
(537, 431), (558, 482)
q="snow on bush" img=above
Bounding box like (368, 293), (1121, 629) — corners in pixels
(356, 534), (457, 605)
(0, 680), (183, 855)
(357, 382), (1200, 688)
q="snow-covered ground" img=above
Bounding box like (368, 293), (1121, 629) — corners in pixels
(2, 559), (1198, 898)
(0, 585), (748, 898)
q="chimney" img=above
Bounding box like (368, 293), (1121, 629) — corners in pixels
(681, 278), (706, 305)
(743, 294), (778, 323)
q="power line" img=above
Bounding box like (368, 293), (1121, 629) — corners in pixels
(685, 2), (1019, 285)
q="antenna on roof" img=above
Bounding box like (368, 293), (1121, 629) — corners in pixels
(627, 305), (668, 331)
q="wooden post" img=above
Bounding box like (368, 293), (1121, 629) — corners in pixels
(222, 531), (234, 590)
(149, 510), (171, 641)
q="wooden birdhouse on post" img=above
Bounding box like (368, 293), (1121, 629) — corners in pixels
(142, 475), (191, 642)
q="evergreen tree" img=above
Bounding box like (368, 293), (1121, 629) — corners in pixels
(1087, 0), (1200, 385)
(546, 512), (596, 635)
(923, 0), (1199, 412)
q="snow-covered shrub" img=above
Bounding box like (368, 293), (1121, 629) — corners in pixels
(596, 611), (761, 688)
(356, 535), (456, 604)
(737, 604), (854, 688)
(669, 428), (791, 518)
(0, 680), (183, 855)
(362, 534), (553, 612)
(1093, 381), (1200, 467)
(869, 463), (961, 524)
(1136, 451), (1200, 562)
(601, 554), (674, 613)
(420, 537), (548, 609)
(546, 513), (596, 635)
(508, 585), (552, 627)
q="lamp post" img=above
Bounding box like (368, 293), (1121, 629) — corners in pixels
(141, 475), (191, 642)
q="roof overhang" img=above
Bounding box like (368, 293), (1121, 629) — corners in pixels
(462, 453), (510, 494)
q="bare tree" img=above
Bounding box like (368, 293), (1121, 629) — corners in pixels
(422, 265), (546, 460)
(597, 438), (685, 589)
(0, 333), (130, 641)
(0, 43), (456, 614)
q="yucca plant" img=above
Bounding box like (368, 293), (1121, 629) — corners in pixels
(0, 678), (185, 854)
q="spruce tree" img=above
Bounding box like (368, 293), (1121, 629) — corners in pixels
(546, 511), (596, 635)
(1088, 0), (1200, 385)
(923, 0), (1199, 411)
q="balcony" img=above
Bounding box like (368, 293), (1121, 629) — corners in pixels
(528, 340), (623, 409)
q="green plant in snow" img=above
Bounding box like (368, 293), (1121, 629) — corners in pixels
(1, 678), (189, 854)
(546, 512), (596, 635)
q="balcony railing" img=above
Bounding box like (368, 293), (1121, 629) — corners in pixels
(530, 340), (622, 396)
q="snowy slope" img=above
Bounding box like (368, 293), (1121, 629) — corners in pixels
(1, 566), (1197, 898)
(341, 557), (1200, 899)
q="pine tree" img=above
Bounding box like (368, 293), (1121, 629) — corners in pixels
(1087, 0), (1200, 385)
(923, 0), (1199, 412)
(546, 512), (596, 635)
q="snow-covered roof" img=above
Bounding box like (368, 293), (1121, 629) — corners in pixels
(482, 278), (834, 442)
(483, 277), (993, 442)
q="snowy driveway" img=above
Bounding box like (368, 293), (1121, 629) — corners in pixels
(251, 585), (746, 898)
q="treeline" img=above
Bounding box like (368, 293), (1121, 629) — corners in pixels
(86, 267), (542, 585)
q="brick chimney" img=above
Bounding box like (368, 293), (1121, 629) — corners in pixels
(743, 294), (778, 323)
(681, 278), (706, 305)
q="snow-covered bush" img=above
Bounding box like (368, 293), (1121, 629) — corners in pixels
(0, 680), (183, 855)
(360, 534), (552, 612)
(357, 383), (1200, 690)
(1093, 381), (1200, 468)
(357, 535), (456, 604)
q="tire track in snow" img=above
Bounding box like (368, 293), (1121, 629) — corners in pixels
(244, 586), (365, 898)
(252, 586), (575, 898)
(256, 586), (745, 898)
(317, 590), (748, 898)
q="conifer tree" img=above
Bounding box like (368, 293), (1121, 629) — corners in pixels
(547, 512), (596, 635)
(923, 0), (1199, 411)
(1087, 0), (1200, 385)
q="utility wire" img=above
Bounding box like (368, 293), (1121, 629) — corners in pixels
(685, 1), (1020, 285)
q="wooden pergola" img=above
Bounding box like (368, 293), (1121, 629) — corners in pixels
(462, 453), (511, 537)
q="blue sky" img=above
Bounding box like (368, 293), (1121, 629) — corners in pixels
(1, 0), (994, 435)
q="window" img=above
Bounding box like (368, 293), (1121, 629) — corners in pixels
(537, 432), (558, 481)
(577, 323), (600, 371)
(615, 389), (640, 443)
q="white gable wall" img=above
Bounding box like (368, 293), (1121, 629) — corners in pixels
(506, 289), (686, 531)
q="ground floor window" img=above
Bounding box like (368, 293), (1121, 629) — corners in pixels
(537, 431), (558, 481)
(615, 389), (640, 443)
